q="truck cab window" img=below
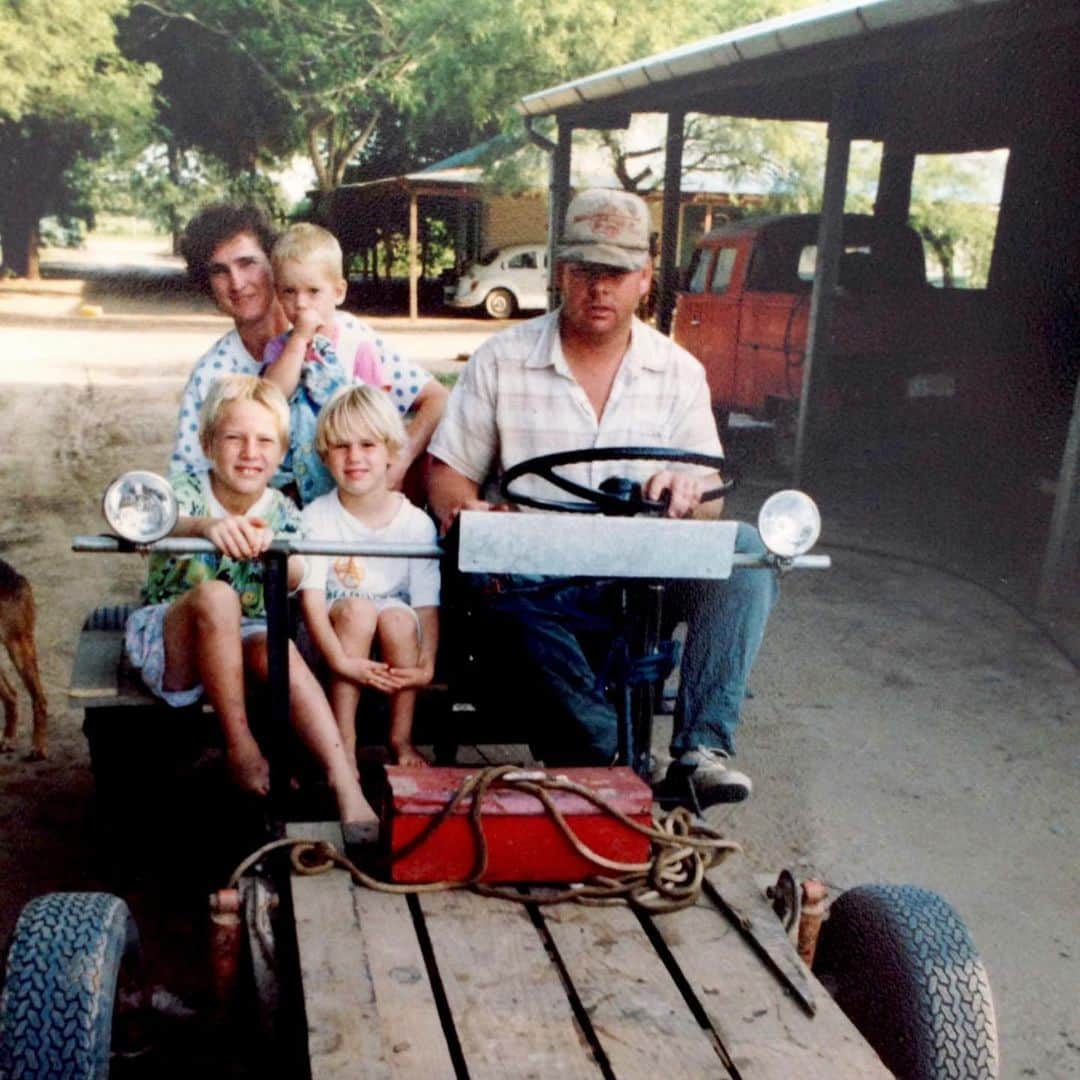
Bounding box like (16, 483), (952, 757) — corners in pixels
(748, 241), (806, 293)
(710, 247), (737, 294)
(688, 250), (711, 294)
(797, 246), (817, 283)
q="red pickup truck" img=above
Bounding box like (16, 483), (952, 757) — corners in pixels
(672, 213), (1034, 461)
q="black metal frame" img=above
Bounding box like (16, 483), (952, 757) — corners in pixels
(256, 543), (672, 792)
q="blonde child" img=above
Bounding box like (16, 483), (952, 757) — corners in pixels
(124, 374), (377, 832)
(261, 223), (385, 505)
(299, 385), (440, 768)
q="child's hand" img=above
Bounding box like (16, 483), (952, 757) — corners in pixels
(385, 662), (435, 690)
(340, 656), (400, 694)
(205, 515), (273, 559)
(293, 308), (325, 347)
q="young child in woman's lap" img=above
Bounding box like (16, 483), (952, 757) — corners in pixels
(124, 374), (376, 830)
(299, 385), (440, 767)
(260, 223), (386, 505)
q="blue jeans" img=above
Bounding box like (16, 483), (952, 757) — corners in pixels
(477, 522), (778, 764)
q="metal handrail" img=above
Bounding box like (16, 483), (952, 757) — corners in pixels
(72, 535), (830, 570)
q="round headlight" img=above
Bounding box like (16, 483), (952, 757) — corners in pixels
(758, 490), (821, 558)
(102, 471), (178, 544)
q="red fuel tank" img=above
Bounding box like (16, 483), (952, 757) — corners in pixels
(384, 766), (653, 884)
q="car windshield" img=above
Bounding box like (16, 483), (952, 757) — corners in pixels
(476, 250), (500, 266)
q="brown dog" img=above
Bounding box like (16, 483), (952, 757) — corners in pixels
(0, 558), (48, 759)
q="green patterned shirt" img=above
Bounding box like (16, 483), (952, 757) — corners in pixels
(141, 468), (302, 618)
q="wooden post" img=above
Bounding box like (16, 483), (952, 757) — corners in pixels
(794, 89), (853, 487)
(658, 108), (685, 334)
(455, 201), (469, 269)
(1038, 372), (1080, 608)
(875, 148), (915, 225)
(408, 192), (419, 322)
(547, 120), (573, 311)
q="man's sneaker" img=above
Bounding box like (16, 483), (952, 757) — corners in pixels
(654, 747), (752, 811)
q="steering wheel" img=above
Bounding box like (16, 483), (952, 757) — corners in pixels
(499, 446), (733, 516)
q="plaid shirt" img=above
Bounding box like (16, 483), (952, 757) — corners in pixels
(429, 311), (722, 506)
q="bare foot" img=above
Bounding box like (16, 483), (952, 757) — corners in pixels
(393, 744), (430, 768)
(338, 787), (379, 830)
(225, 736), (270, 796)
(342, 815), (380, 847)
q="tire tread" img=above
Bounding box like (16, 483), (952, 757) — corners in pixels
(0, 892), (137, 1080)
(814, 884), (998, 1079)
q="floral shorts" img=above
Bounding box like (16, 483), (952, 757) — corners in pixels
(125, 603), (268, 708)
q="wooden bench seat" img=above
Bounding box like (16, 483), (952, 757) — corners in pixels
(69, 604), (162, 710)
(69, 603), (452, 713)
(69, 604), (471, 766)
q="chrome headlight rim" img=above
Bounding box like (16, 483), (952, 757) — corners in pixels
(102, 470), (178, 545)
(757, 489), (822, 558)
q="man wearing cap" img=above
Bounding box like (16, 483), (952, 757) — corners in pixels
(427, 189), (777, 807)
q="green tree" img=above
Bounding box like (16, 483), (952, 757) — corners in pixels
(908, 153), (1002, 287)
(71, 142), (287, 253)
(123, 0), (798, 205)
(119, 6), (298, 176)
(470, 2), (819, 200)
(748, 132), (1004, 288)
(126, 0), (446, 197)
(0, 0), (157, 277)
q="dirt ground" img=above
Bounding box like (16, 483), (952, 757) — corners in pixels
(0, 239), (1076, 1078)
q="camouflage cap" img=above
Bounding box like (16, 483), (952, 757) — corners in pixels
(556, 188), (651, 271)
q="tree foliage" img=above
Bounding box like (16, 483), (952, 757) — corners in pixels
(120, 0), (798, 199)
(907, 153), (1002, 287)
(729, 128), (1002, 288)
(120, 4), (299, 174)
(0, 0), (157, 276)
(124, 0), (443, 193)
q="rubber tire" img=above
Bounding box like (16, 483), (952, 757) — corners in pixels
(82, 604), (136, 632)
(813, 884), (998, 1079)
(0, 892), (141, 1080)
(483, 288), (515, 319)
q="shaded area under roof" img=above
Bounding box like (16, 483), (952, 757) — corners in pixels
(518, 0), (1078, 154)
(516, 0), (1080, 611)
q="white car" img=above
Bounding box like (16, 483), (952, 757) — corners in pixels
(444, 243), (549, 318)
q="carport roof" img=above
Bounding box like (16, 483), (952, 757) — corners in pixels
(518, 0), (1078, 153)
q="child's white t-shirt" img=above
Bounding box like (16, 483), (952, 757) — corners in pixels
(299, 491), (440, 608)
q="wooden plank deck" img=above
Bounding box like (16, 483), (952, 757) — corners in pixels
(419, 889), (601, 1078)
(289, 823), (456, 1079)
(288, 827), (890, 1079)
(653, 857), (889, 1079)
(542, 900), (726, 1076)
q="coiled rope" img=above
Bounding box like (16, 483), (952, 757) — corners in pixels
(228, 764), (739, 914)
